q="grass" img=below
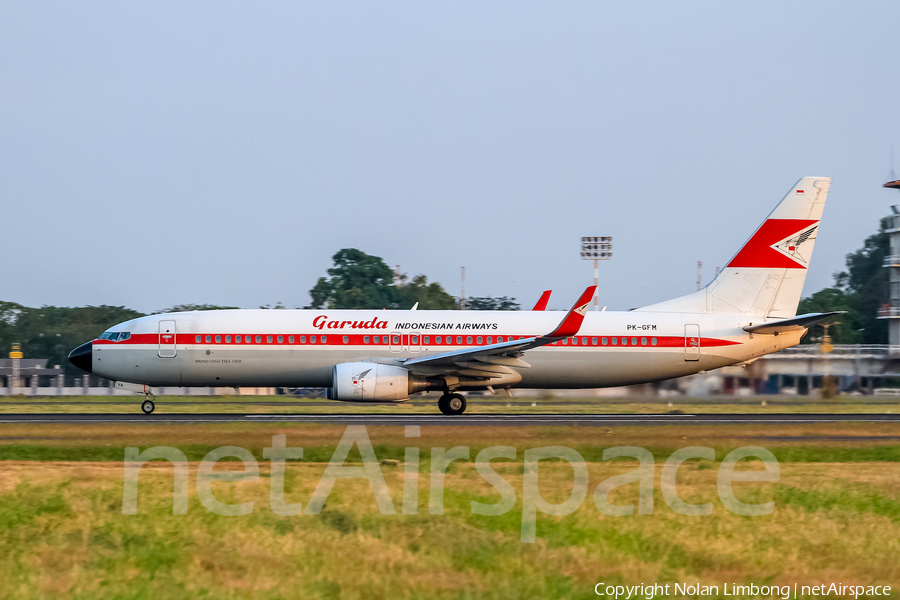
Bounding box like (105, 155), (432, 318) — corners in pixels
(1, 393), (900, 415)
(1, 422), (899, 598)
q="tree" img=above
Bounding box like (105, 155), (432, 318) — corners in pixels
(466, 296), (520, 311)
(309, 249), (456, 309)
(797, 218), (889, 344)
(395, 274), (457, 310)
(164, 304), (239, 312)
(309, 249), (398, 309)
(4, 304), (145, 381)
(796, 287), (859, 344)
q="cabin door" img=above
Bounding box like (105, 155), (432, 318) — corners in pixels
(159, 320), (177, 358)
(684, 324), (700, 361)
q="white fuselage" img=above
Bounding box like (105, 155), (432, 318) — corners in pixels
(89, 309), (800, 391)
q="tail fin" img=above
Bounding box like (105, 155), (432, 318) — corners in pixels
(636, 177), (831, 318)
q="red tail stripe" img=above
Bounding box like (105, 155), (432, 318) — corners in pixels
(726, 219), (818, 269)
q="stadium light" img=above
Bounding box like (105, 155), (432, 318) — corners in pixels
(581, 237), (612, 310)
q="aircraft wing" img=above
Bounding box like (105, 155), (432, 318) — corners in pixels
(743, 311), (845, 334)
(403, 286), (596, 370)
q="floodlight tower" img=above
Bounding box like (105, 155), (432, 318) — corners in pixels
(581, 237), (612, 310)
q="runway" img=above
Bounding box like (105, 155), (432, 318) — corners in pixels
(1, 413), (899, 425)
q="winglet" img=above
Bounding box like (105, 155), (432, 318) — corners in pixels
(546, 286), (596, 338)
(532, 290), (552, 311)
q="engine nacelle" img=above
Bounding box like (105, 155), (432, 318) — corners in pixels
(330, 362), (427, 402)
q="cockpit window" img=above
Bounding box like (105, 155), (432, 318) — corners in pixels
(99, 331), (131, 342)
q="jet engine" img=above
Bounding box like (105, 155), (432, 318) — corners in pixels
(330, 362), (428, 402)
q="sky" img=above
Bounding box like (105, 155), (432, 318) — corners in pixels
(2, 2), (899, 313)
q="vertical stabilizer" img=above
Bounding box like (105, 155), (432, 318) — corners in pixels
(636, 177), (831, 318)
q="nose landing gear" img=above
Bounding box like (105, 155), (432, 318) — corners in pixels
(438, 393), (466, 415)
(141, 391), (156, 415)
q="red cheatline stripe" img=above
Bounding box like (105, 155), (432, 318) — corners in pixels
(94, 333), (740, 348)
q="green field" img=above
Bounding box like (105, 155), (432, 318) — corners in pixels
(1, 393), (899, 415)
(0, 421), (899, 599)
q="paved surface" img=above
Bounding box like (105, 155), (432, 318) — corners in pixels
(1, 413), (899, 425)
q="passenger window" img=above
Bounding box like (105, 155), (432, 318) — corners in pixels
(343, 336), (349, 344)
(277, 335), (283, 343)
(424, 336), (430, 344)
(582, 337), (587, 345)
(601, 337), (608, 345)
(632, 337), (638, 345)
(487, 336), (493, 344)
(311, 336), (316, 344)
(411, 336), (419, 345)
(236, 335), (242, 343)
(456, 336), (462, 344)
(651, 337), (657, 346)
(497, 336), (503, 343)
(435, 336), (441, 344)
(300, 336), (306, 343)
(267, 335), (273, 343)
(611, 337), (618, 345)
(392, 336), (400, 345)
(561, 338), (567, 345)
(225, 335), (231, 343)
(256, 335), (262, 343)
(215, 335), (221, 343)
(466, 336), (473, 344)
(364, 336), (369, 344)
(591, 337), (597, 345)
(206, 335), (212, 343)
(321, 336), (327, 343)
(476, 336), (482, 344)
(572, 338), (578, 346)
(195, 335), (201, 343)
(621, 338), (627, 346)
(289, 336), (294, 343)
(641, 337), (647, 346)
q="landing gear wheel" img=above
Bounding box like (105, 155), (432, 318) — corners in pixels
(438, 393), (466, 415)
(141, 400), (155, 415)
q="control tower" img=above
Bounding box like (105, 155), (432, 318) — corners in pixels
(879, 178), (900, 348)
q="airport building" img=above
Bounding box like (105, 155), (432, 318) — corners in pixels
(880, 179), (900, 347)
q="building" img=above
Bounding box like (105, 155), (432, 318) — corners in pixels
(0, 358), (64, 390)
(879, 179), (900, 347)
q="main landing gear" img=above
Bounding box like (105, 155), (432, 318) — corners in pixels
(438, 393), (467, 416)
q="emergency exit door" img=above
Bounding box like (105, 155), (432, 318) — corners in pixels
(388, 332), (422, 353)
(159, 320), (176, 358)
(684, 324), (700, 361)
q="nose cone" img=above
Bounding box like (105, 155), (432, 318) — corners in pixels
(68, 341), (93, 373)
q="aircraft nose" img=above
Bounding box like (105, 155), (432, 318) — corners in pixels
(68, 341), (93, 373)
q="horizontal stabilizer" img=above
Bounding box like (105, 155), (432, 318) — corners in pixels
(743, 311), (845, 335)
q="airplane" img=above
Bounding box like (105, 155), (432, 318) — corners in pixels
(69, 177), (840, 416)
